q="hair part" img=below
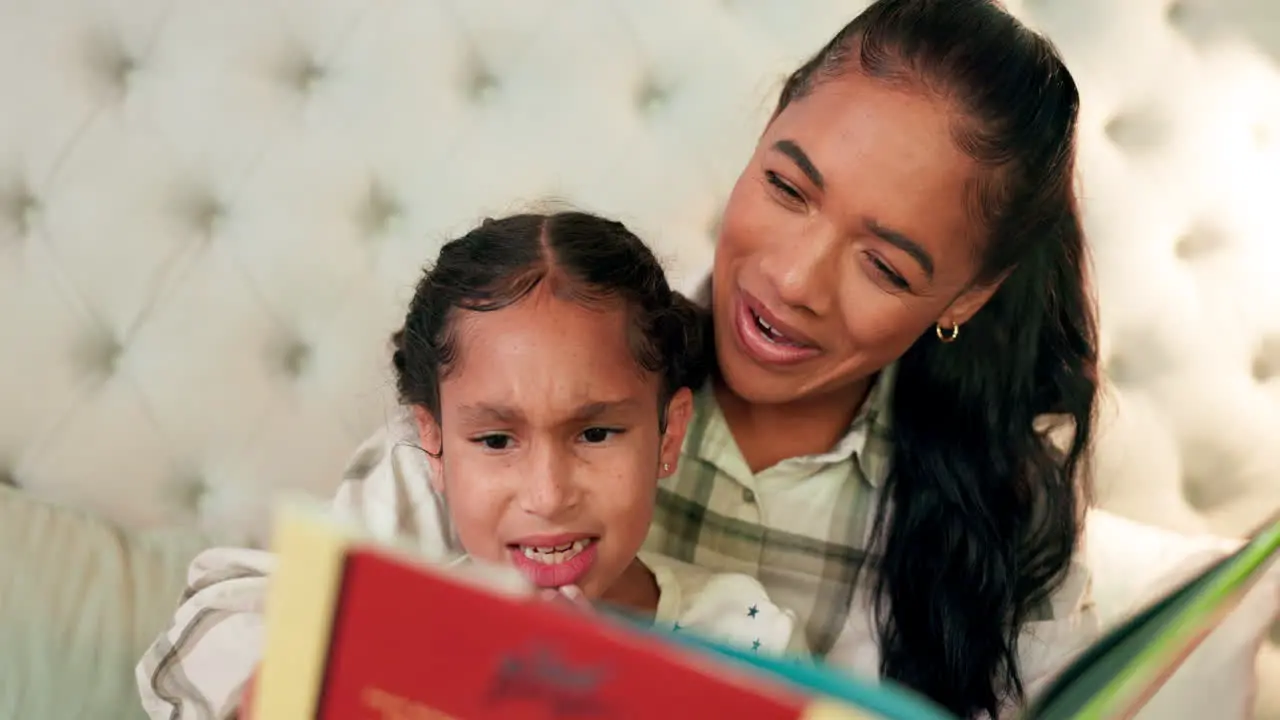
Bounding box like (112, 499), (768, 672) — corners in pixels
(392, 212), (711, 434)
(776, 1), (1098, 716)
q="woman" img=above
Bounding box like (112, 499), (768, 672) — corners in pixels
(138, 1), (1098, 717)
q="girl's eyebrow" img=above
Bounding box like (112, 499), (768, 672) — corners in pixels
(457, 403), (524, 426)
(566, 399), (641, 424)
(456, 398), (642, 426)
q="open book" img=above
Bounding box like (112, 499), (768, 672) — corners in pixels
(252, 503), (1279, 719)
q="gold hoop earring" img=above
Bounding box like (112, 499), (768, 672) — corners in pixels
(936, 322), (960, 343)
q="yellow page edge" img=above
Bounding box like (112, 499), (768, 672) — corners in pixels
(252, 498), (356, 720)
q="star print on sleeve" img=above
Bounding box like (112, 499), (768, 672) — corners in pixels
(662, 570), (803, 657)
(746, 604), (762, 651)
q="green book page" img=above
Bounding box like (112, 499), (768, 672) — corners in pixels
(1025, 511), (1280, 720)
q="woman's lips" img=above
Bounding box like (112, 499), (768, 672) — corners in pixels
(731, 291), (821, 366)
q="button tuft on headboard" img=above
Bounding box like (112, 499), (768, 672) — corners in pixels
(1163, 0), (1216, 46)
(1102, 323), (1181, 387)
(1252, 336), (1280, 383)
(1181, 473), (1215, 511)
(637, 77), (670, 114)
(1105, 352), (1133, 386)
(286, 58), (326, 94)
(465, 63), (499, 103)
(360, 183), (401, 238)
(1174, 220), (1229, 261)
(1, 184), (38, 238)
(83, 33), (139, 97)
(112, 55), (137, 90)
(280, 339), (311, 378)
(74, 332), (124, 378)
(184, 194), (226, 239)
(170, 473), (209, 512)
(1104, 109), (1168, 154)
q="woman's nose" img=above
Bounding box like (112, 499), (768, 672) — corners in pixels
(757, 228), (838, 316)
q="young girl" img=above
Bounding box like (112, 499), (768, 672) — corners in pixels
(145, 212), (805, 720)
(386, 210), (803, 651)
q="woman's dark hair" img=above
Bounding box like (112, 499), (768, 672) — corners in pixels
(391, 212), (710, 429)
(776, 1), (1098, 716)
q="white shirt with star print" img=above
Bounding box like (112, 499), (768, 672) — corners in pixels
(641, 551), (807, 656)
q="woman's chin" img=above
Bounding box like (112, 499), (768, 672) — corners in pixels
(715, 340), (808, 405)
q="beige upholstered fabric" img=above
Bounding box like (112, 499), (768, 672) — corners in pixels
(0, 486), (207, 720)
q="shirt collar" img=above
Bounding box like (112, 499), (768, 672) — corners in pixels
(849, 361), (894, 488)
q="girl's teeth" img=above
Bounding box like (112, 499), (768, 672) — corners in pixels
(520, 538), (591, 565)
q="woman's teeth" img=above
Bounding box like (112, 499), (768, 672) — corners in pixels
(753, 311), (795, 345)
(520, 538), (592, 565)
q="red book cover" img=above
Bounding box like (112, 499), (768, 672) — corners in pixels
(252, 503), (873, 720)
(251, 501), (1280, 720)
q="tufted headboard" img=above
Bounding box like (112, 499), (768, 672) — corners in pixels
(1, 0), (1277, 706)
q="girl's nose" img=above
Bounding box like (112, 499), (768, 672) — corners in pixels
(517, 445), (581, 520)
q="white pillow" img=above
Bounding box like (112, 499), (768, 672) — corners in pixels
(1084, 510), (1280, 720)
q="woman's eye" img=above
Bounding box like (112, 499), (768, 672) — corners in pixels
(580, 427), (621, 444)
(475, 434), (512, 451)
(868, 255), (911, 291)
(765, 171), (804, 202)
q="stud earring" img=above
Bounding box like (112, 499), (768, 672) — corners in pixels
(663, 463), (671, 473)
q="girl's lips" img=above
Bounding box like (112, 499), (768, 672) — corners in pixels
(507, 538), (599, 589)
(731, 292), (821, 367)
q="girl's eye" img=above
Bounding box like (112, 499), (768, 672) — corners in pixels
(580, 427), (622, 444)
(474, 434), (512, 451)
(765, 171), (804, 203)
(867, 254), (911, 291)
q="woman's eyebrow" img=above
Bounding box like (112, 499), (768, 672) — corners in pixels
(770, 139), (935, 278)
(772, 139), (825, 190)
(865, 218), (935, 278)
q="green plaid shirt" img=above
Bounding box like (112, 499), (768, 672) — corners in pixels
(644, 364), (896, 657)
